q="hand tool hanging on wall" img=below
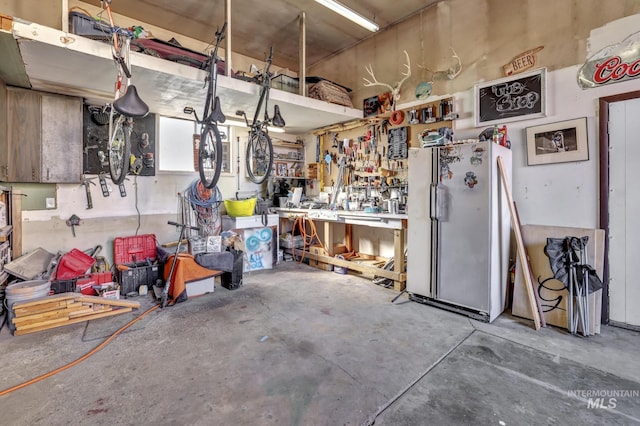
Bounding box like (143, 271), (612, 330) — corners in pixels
(66, 214), (81, 237)
(81, 176), (96, 209)
(331, 132), (339, 149)
(99, 173), (110, 197)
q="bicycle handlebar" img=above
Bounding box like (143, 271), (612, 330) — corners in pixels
(216, 22), (227, 43)
(167, 220), (201, 231)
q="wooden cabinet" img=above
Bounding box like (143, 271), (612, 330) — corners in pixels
(2, 87), (82, 183)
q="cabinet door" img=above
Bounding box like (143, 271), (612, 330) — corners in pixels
(41, 94), (82, 183)
(6, 88), (41, 182)
(0, 82), (7, 181)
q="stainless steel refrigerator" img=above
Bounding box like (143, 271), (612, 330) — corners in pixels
(406, 141), (512, 322)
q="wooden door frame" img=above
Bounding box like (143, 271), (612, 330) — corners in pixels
(598, 90), (640, 324)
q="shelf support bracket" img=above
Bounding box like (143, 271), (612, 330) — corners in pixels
(225, 0), (232, 76)
(299, 12), (307, 97)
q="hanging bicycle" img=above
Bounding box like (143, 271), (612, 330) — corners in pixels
(236, 47), (286, 184)
(184, 23), (227, 189)
(100, 0), (150, 185)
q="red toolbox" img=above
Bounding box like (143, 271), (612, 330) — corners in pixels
(113, 234), (157, 265)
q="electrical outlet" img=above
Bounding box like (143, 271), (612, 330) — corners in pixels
(45, 197), (55, 209)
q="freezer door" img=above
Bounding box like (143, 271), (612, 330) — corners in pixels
(435, 142), (491, 311)
(406, 148), (435, 297)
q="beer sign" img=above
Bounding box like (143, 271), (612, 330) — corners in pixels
(503, 46), (544, 77)
(578, 31), (640, 88)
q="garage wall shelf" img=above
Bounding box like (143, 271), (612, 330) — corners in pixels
(0, 18), (363, 135)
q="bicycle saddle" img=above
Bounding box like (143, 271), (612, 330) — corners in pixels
(272, 104), (285, 128)
(113, 85), (150, 119)
(212, 96), (226, 123)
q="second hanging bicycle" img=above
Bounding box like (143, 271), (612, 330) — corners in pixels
(184, 22), (228, 189)
(236, 47), (286, 184)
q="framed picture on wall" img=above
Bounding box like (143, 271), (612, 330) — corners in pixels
(525, 117), (589, 166)
(275, 162), (288, 177)
(475, 68), (546, 126)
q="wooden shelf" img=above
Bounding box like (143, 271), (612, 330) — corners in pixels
(273, 141), (304, 149)
(274, 158), (304, 163)
(0, 20), (363, 134)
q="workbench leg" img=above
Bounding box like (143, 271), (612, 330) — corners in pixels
(393, 229), (405, 291)
(324, 221), (334, 256)
(345, 224), (353, 253)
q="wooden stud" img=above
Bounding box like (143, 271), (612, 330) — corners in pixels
(14, 308), (132, 336)
(75, 295), (140, 309)
(11, 293), (77, 309)
(497, 156), (542, 330)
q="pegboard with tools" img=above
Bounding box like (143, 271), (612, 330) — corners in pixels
(82, 103), (157, 177)
(317, 121), (407, 207)
(317, 96), (457, 193)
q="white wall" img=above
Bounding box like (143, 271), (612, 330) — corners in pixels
(322, 15), (640, 258)
(18, 13), (640, 263)
(453, 66), (640, 229)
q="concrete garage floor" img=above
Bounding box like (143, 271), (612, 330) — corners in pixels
(0, 261), (639, 425)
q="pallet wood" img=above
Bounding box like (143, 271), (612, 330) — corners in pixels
(14, 308), (132, 336)
(497, 156), (543, 330)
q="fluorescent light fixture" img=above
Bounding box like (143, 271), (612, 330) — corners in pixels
(224, 118), (285, 133)
(314, 0), (379, 32)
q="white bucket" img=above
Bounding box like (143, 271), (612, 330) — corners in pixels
(5, 280), (51, 310)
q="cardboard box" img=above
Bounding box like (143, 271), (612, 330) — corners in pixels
(512, 225), (604, 334)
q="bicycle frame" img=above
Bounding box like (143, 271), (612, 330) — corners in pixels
(238, 47), (285, 184)
(102, 0), (138, 184)
(240, 47), (276, 132)
(187, 23), (226, 126)
(183, 23), (227, 188)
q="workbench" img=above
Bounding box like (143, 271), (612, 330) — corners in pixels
(276, 208), (407, 290)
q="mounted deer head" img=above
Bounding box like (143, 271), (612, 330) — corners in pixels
(363, 50), (411, 111)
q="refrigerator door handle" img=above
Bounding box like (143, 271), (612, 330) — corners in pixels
(430, 183), (438, 220)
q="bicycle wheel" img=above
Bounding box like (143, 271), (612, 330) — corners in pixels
(199, 124), (223, 188)
(246, 129), (273, 184)
(109, 117), (131, 185)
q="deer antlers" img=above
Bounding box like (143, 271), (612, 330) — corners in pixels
(363, 50), (411, 111)
(418, 47), (462, 82)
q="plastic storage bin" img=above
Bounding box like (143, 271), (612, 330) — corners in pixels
(69, 11), (112, 39)
(118, 264), (160, 295)
(272, 75), (299, 94)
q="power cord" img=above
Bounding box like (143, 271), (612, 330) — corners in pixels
(0, 304), (160, 397)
